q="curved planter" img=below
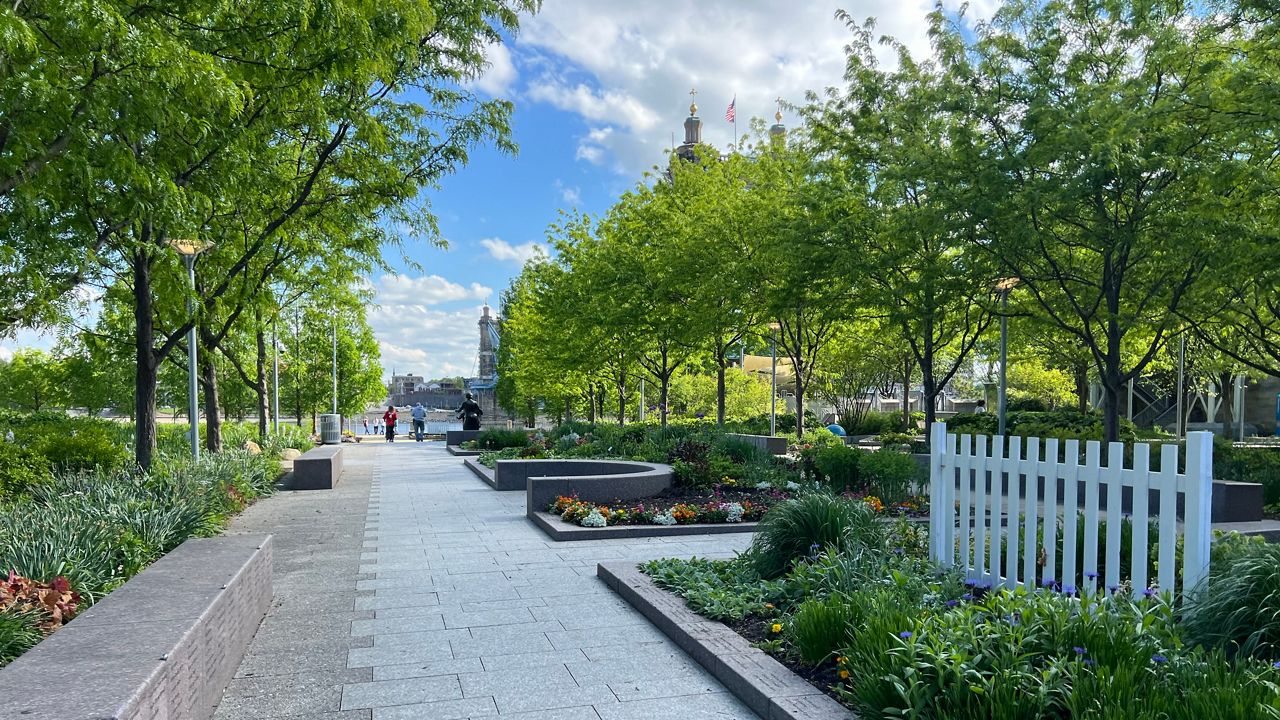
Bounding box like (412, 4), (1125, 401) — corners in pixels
(510, 459), (674, 519)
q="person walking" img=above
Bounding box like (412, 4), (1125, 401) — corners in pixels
(363, 417), (370, 435)
(383, 405), (398, 442)
(410, 402), (427, 442)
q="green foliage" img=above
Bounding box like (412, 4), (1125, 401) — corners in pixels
(644, 557), (783, 622)
(790, 594), (859, 665)
(1183, 542), (1280, 661)
(475, 429), (531, 450)
(1216, 444), (1280, 507)
(31, 432), (128, 473)
(0, 607), (45, 667)
(0, 442), (51, 501)
(846, 411), (911, 437)
(813, 445), (860, 492)
(857, 449), (916, 502)
(746, 491), (884, 579)
(836, 589), (1280, 720)
(946, 409), (1139, 442)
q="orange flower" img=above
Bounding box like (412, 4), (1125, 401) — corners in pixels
(839, 669), (850, 680)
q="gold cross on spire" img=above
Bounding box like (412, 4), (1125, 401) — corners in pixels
(689, 87), (698, 116)
(775, 96), (784, 122)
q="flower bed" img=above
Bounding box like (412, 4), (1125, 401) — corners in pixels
(640, 491), (1280, 719)
(546, 485), (929, 529)
(548, 490), (779, 528)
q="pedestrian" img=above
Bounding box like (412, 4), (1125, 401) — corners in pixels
(363, 417), (370, 435)
(411, 402), (427, 442)
(383, 405), (398, 442)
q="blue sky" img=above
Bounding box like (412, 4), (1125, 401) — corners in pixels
(366, 0), (991, 380)
(3, 1), (987, 381)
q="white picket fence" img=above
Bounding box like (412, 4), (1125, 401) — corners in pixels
(928, 422), (1214, 599)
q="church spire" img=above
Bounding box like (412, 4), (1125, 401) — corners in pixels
(769, 97), (787, 144)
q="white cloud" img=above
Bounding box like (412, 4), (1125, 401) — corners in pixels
(555, 180), (582, 205)
(480, 237), (548, 265)
(516, 0), (948, 175)
(371, 273), (491, 307)
(473, 41), (518, 97)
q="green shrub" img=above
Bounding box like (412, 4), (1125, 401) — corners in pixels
(790, 594), (859, 665)
(1183, 542), (1280, 660)
(0, 443), (51, 501)
(874, 431), (917, 449)
(668, 438), (712, 489)
(712, 435), (765, 464)
(643, 556), (778, 622)
(475, 429), (530, 450)
(746, 492), (883, 579)
(32, 431), (128, 472)
(813, 445), (860, 492)
(857, 449), (916, 502)
(1216, 444), (1280, 507)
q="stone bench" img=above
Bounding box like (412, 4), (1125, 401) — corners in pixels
(517, 459), (674, 519)
(292, 445), (343, 490)
(0, 534), (273, 720)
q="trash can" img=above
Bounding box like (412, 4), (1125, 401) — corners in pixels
(318, 414), (342, 445)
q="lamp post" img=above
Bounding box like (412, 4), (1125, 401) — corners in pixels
(768, 322), (780, 436)
(168, 239), (213, 461)
(1176, 334), (1186, 438)
(995, 278), (1020, 437)
(332, 317), (338, 415)
(272, 316), (280, 433)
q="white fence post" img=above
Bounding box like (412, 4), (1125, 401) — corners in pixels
(929, 422), (949, 566)
(1182, 432), (1214, 597)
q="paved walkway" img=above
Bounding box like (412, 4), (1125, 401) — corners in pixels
(215, 441), (758, 720)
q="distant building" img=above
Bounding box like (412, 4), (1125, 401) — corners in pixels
(388, 374), (424, 399)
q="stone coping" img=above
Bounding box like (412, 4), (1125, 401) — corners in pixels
(530, 510), (759, 541)
(725, 433), (789, 456)
(524, 460), (673, 514)
(0, 534), (273, 720)
(598, 561), (854, 720)
(464, 456), (498, 485)
(446, 444), (483, 456)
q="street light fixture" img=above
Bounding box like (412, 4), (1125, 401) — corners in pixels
(995, 277), (1020, 437)
(168, 238), (214, 461)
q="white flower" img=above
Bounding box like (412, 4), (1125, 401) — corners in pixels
(652, 510), (677, 526)
(755, 481), (773, 490)
(581, 509), (607, 528)
(785, 481), (801, 491)
(722, 502), (744, 523)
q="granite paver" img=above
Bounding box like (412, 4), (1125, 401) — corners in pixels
(214, 440), (758, 719)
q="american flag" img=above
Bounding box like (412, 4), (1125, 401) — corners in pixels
(725, 97), (736, 123)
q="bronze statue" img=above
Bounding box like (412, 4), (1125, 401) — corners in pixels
(456, 392), (483, 431)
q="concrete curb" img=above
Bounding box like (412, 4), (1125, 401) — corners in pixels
(446, 445), (483, 456)
(531, 511), (759, 541)
(0, 534), (273, 720)
(598, 561), (854, 720)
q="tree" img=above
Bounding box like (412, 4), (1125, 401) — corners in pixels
(0, 350), (60, 411)
(809, 15), (997, 430)
(954, 0), (1257, 442)
(814, 322), (902, 432)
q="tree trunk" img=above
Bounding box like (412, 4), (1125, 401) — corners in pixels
(901, 357), (912, 431)
(1074, 365), (1089, 413)
(617, 378), (626, 426)
(586, 384), (596, 423)
(133, 250), (158, 471)
(659, 374), (670, 427)
(200, 337), (222, 453)
(716, 347), (727, 426)
(255, 313), (268, 440)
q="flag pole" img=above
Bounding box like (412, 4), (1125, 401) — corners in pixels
(733, 94), (737, 152)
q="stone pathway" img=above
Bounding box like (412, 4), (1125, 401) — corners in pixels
(215, 441), (758, 720)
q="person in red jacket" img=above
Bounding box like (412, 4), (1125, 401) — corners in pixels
(383, 405), (398, 442)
